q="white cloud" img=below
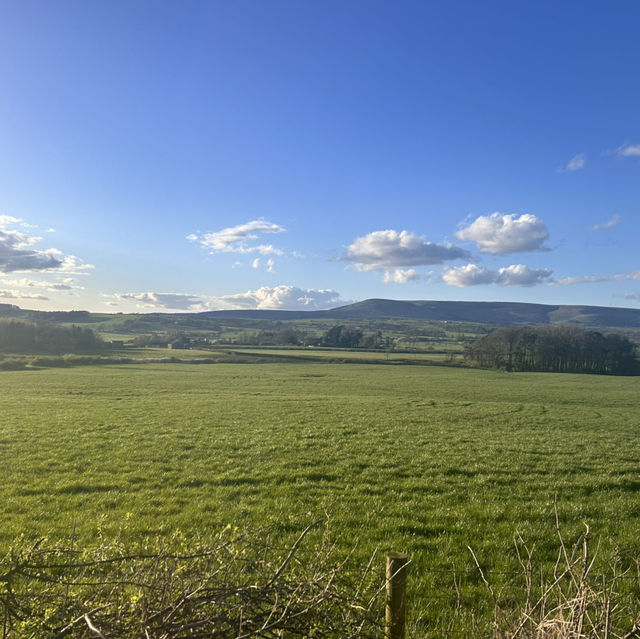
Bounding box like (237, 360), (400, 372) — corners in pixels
(344, 230), (469, 274)
(383, 268), (420, 283)
(496, 264), (553, 287)
(57, 254), (94, 273)
(110, 286), (347, 312)
(0, 289), (49, 300)
(0, 217), (92, 273)
(0, 277), (78, 291)
(442, 263), (552, 287)
(2, 277), (43, 288)
(553, 269), (640, 286)
(47, 283), (74, 291)
(0, 215), (21, 226)
(188, 220), (285, 255)
(255, 245), (283, 256)
(554, 275), (610, 286)
(560, 153), (586, 172)
(112, 292), (205, 311)
(442, 264), (497, 287)
(212, 285), (346, 311)
(456, 213), (549, 254)
(250, 257), (276, 272)
(590, 214), (621, 231)
(617, 143), (640, 158)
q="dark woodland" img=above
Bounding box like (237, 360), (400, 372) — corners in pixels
(466, 326), (639, 375)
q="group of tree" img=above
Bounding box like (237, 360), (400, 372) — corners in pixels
(226, 324), (398, 349)
(0, 319), (103, 354)
(242, 327), (303, 346)
(319, 325), (397, 349)
(322, 324), (363, 348)
(466, 325), (639, 375)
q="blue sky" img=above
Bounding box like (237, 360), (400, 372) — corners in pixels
(1, 1), (639, 312)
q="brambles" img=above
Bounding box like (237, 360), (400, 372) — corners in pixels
(0, 520), (383, 638)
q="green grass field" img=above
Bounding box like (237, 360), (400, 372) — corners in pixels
(2, 362), (639, 632)
(228, 346), (458, 363)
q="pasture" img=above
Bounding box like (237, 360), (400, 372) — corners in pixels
(2, 362), (639, 632)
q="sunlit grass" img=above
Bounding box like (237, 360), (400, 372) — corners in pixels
(2, 362), (639, 631)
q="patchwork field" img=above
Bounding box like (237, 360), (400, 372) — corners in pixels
(2, 362), (639, 632)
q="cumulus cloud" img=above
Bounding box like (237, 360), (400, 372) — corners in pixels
(559, 153), (586, 172)
(0, 217), (92, 273)
(112, 292), (205, 310)
(344, 230), (469, 275)
(188, 220), (285, 256)
(617, 144), (640, 158)
(442, 263), (552, 287)
(56, 254), (94, 273)
(553, 269), (640, 286)
(383, 268), (420, 284)
(590, 214), (621, 231)
(442, 264), (497, 287)
(212, 285), (346, 311)
(496, 264), (553, 286)
(456, 213), (549, 254)
(0, 231), (64, 272)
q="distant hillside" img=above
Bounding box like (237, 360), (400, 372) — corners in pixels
(327, 299), (554, 323)
(199, 299), (640, 328)
(325, 299), (640, 327)
(3, 299), (640, 329)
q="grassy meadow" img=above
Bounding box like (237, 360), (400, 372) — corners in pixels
(2, 361), (640, 632)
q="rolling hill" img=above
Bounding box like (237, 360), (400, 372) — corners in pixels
(3, 299), (640, 329)
(199, 299), (640, 328)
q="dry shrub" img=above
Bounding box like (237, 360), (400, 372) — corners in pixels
(462, 509), (640, 639)
(3, 513), (639, 638)
(0, 520), (384, 638)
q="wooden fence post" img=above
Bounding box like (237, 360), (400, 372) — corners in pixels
(386, 552), (408, 639)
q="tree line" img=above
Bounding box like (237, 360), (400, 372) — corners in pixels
(466, 326), (639, 375)
(0, 319), (103, 354)
(236, 325), (396, 349)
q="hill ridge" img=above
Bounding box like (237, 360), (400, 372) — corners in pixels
(2, 299), (640, 329)
(197, 299), (640, 328)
